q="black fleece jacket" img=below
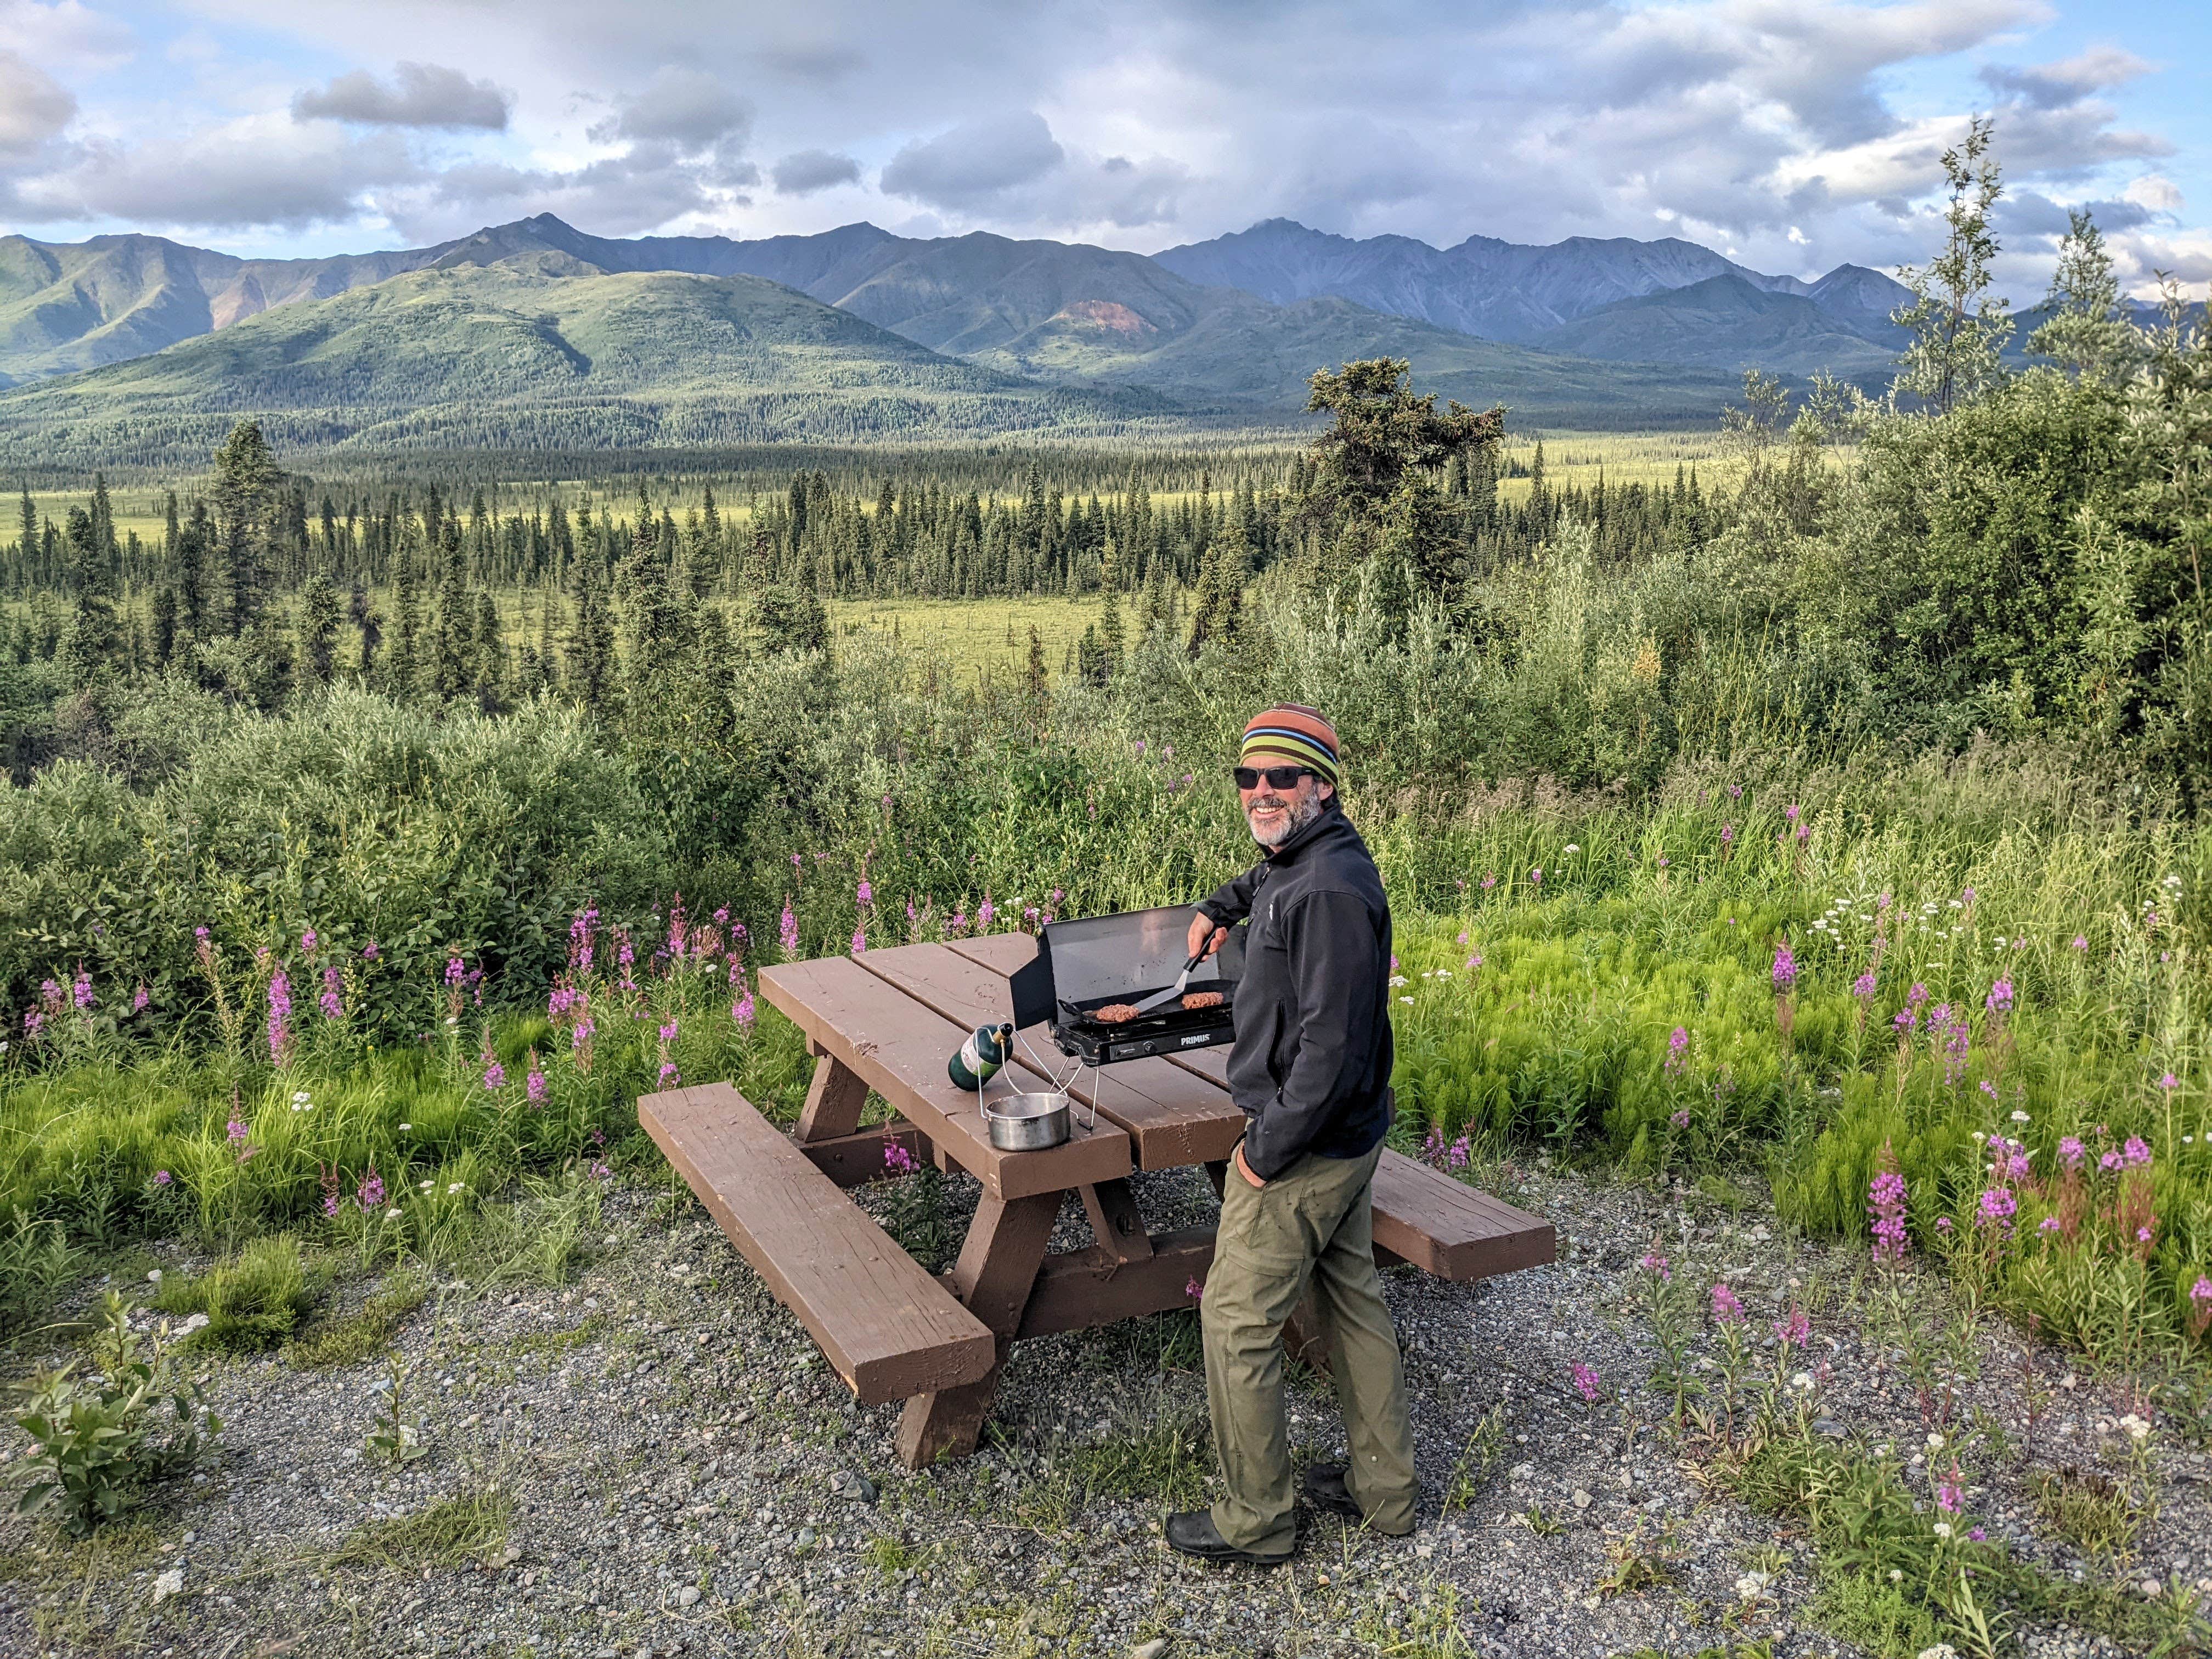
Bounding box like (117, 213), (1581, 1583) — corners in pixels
(1194, 801), (1395, 1181)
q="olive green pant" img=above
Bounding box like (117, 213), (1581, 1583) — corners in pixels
(1201, 1139), (1417, 1554)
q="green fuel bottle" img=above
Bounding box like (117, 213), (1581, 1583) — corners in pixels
(948, 1023), (1013, 1091)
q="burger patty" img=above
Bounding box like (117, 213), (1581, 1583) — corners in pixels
(1094, 1003), (1139, 1024)
(1181, 991), (1224, 1009)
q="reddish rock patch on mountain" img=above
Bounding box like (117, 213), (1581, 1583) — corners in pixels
(1052, 299), (1156, 339)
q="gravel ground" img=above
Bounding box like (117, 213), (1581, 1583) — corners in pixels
(2, 1158), (2204, 1659)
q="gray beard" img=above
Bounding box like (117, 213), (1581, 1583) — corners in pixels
(1248, 789), (1324, 849)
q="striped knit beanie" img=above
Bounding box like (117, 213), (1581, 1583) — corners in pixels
(1240, 704), (1341, 787)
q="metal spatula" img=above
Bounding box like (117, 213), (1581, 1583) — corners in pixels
(1128, 951), (1207, 1016)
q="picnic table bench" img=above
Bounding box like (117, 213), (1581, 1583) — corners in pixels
(639, 934), (1554, 1469)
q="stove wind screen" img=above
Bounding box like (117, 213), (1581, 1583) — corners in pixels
(1039, 905), (1240, 1007)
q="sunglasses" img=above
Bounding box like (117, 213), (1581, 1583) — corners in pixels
(1233, 765), (1314, 791)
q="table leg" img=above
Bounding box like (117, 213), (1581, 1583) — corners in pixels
(1079, 1180), (1154, 1267)
(896, 1190), (1062, 1468)
(796, 1047), (870, 1144)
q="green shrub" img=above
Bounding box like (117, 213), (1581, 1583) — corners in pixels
(10, 1291), (220, 1538)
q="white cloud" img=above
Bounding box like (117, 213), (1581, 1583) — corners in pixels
(771, 149), (861, 195)
(881, 111), (1064, 210)
(0, 0), (2197, 302)
(0, 49), (75, 159)
(292, 63), (512, 130)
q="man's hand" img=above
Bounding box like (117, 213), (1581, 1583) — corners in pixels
(1187, 913), (1228, 962)
(1233, 1143), (1266, 1188)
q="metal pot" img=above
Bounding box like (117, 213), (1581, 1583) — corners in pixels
(982, 1091), (1072, 1152)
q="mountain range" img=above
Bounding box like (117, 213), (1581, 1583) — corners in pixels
(0, 212), (1927, 462)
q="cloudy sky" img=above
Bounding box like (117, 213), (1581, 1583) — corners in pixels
(2, 0), (2206, 296)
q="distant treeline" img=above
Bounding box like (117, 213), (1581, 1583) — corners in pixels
(2, 422), (1726, 726)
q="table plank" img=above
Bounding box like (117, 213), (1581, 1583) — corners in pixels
(638, 1083), (995, 1404)
(863, 940), (1244, 1169)
(759, 954), (1131, 1200)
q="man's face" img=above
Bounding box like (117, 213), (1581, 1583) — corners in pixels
(1241, 763), (1331, 849)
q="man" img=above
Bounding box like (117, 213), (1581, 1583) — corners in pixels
(1165, 703), (1417, 1566)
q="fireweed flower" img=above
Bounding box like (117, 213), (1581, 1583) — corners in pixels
(1976, 1188), (2017, 1229)
(363, 940), (380, 961)
(1638, 1251), (1671, 1281)
(301, 929), (318, 956)
(2160, 1072), (2181, 1093)
(851, 928), (867, 955)
(1894, 1007), (1918, 1034)
(483, 1059), (506, 1091)
(2058, 1136), (2085, 1172)
(320, 966), (344, 1020)
(856, 879), (872, 909)
(2123, 1136), (2152, 1168)
(132, 984), (149, 1013)
(1870, 1168), (1909, 1264)
(978, 896), (996, 929)
(1771, 944), (1797, 991)
(72, 970), (93, 1009)
(1773, 1306), (1810, 1348)
(732, 991), (756, 1031)
(1852, 970), (1877, 1001)
(358, 1169), (386, 1209)
(152, 1169), (172, 1187)
(1481, 872), (1497, 890)
(1184, 1276), (1203, 1301)
(1571, 1362), (1600, 1403)
(1530, 867), (1543, 890)
(2038, 1216), (2061, 1234)
(267, 971), (294, 1064)
(1985, 979), (2014, 1015)
(445, 956), (464, 988)
(1720, 823), (1735, 847)
(1671, 1109), (1691, 1129)
(1936, 1477), (1963, 1514)
(1711, 1282), (1745, 1324)
(526, 1062), (547, 1105)
(1665, 1026), (1690, 1075)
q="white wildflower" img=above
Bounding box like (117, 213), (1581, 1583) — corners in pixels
(1926, 1431), (1944, 1449)
(2010, 1109), (2029, 1123)
(385, 1207), (403, 1221)
(1734, 1570), (1771, 1601)
(419, 1180), (434, 1191)
(1932, 1522), (1953, 1539)
(1889, 1568), (1904, 1582)
(2119, 1413), (2151, 1443)
(291, 1090), (311, 1104)
(1399, 996), (1413, 1005)
(1564, 844), (1580, 854)
(1389, 975), (1409, 987)
(447, 1182), (465, 1195)
(151, 1568), (184, 1605)
(1917, 1645), (1959, 1659)
(398, 1122), (412, 1131)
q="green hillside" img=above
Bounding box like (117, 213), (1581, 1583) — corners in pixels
(971, 286), (1743, 421)
(1531, 274), (1898, 379)
(0, 255), (1176, 467)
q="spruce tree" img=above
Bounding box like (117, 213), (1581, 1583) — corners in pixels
(352, 578), (383, 679)
(16, 484), (32, 566)
(211, 420), (281, 634)
(151, 586), (178, 667)
(300, 571), (340, 684)
(391, 524), (422, 698)
(61, 505), (120, 685)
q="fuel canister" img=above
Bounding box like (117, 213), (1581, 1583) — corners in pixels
(947, 1023), (1014, 1091)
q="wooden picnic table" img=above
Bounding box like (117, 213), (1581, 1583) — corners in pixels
(639, 934), (1555, 1470)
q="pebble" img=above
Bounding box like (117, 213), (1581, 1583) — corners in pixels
(676, 1584), (700, 1607)
(1129, 1640), (1170, 1659)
